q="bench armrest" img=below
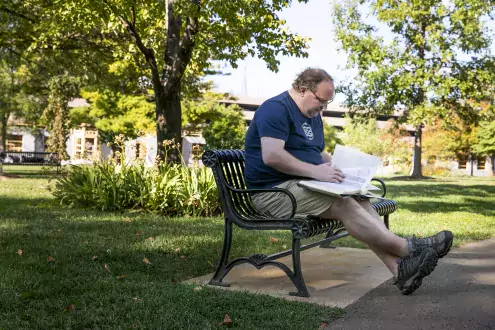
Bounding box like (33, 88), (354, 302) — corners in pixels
(224, 185), (297, 220)
(371, 178), (387, 197)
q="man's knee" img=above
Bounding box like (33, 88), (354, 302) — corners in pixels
(356, 199), (382, 221)
(333, 197), (360, 210)
(323, 197), (361, 220)
(356, 199), (372, 208)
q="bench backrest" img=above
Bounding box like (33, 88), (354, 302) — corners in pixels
(202, 149), (262, 223)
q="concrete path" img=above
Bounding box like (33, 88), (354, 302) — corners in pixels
(185, 246), (393, 308)
(326, 238), (495, 329)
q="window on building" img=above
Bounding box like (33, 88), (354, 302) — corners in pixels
(6, 134), (22, 151)
(478, 157), (486, 170)
(136, 143), (147, 160)
(75, 137), (82, 159)
(85, 138), (95, 158)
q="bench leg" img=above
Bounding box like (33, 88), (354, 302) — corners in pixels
(289, 237), (310, 297)
(209, 218), (233, 287)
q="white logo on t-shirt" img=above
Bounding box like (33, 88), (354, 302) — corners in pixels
(302, 122), (314, 140)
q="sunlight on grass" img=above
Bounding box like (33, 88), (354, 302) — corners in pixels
(0, 220), (27, 231)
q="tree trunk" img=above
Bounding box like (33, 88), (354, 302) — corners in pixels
(469, 153), (474, 177)
(410, 125), (423, 177)
(490, 155), (495, 177)
(154, 1), (198, 162)
(155, 82), (182, 162)
(1, 111), (7, 151)
(121, 0), (199, 163)
(409, 21), (427, 179)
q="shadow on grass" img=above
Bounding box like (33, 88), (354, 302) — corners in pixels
(0, 201), (341, 329)
(383, 182), (495, 215)
(387, 184), (495, 197)
(397, 199), (495, 215)
(1, 172), (62, 179)
(0, 198), (297, 281)
(387, 175), (437, 181)
(0, 196), (56, 211)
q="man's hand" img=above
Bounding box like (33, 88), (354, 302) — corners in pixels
(313, 162), (345, 183)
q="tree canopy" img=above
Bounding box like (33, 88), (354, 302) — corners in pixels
(333, 0), (495, 176)
(70, 88), (156, 144)
(12, 0), (311, 160)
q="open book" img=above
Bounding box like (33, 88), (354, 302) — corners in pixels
(298, 145), (383, 198)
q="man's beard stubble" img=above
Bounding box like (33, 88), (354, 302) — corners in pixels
(307, 106), (323, 117)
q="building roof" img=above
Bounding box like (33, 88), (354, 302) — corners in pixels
(184, 136), (206, 144)
(66, 96), (413, 131)
(218, 95), (269, 107)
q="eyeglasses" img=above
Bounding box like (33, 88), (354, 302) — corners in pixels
(310, 90), (334, 109)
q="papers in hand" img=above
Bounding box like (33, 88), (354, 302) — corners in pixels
(298, 145), (383, 197)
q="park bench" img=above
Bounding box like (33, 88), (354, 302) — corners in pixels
(202, 149), (398, 297)
(0, 151), (61, 174)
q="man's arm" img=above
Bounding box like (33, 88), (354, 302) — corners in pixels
(321, 151), (332, 163)
(261, 137), (318, 178)
(261, 137), (344, 183)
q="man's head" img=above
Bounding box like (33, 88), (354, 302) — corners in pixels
(290, 68), (335, 118)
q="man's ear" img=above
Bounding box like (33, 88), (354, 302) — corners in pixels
(300, 86), (307, 95)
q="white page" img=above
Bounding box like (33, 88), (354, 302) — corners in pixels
(298, 180), (362, 195)
(341, 167), (375, 185)
(299, 145), (382, 196)
(298, 179), (380, 196)
(331, 145), (381, 188)
(332, 144), (381, 169)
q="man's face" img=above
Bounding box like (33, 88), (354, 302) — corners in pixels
(301, 80), (335, 118)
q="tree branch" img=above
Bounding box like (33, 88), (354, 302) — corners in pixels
(162, 0), (201, 91)
(177, 0), (200, 75)
(131, 3), (136, 26)
(6, 47), (46, 70)
(0, 6), (37, 23)
(163, 3), (182, 89)
(102, 0), (161, 90)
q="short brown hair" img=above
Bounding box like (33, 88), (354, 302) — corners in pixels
(292, 68), (333, 92)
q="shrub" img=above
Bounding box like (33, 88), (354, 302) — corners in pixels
(182, 100), (246, 150)
(323, 121), (341, 153)
(51, 146), (221, 217)
(341, 117), (413, 172)
(422, 164), (451, 177)
(341, 118), (388, 157)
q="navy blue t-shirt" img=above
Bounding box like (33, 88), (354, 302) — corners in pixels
(244, 91), (325, 189)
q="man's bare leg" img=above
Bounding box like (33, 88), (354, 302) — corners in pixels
(318, 197), (408, 274)
(356, 199), (384, 224)
(355, 199), (402, 274)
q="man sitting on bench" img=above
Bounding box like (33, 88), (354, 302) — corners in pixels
(244, 67), (454, 295)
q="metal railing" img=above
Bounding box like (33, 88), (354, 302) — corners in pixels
(0, 151), (61, 173)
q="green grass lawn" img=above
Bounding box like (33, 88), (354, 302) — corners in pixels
(0, 175), (494, 328)
(331, 176), (495, 249)
(0, 177), (342, 329)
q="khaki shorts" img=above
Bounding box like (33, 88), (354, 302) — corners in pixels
(252, 179), (338, 219)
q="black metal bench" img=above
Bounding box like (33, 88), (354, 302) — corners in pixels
(202, 149), (398, 297)
(0, 151), (61, 173)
